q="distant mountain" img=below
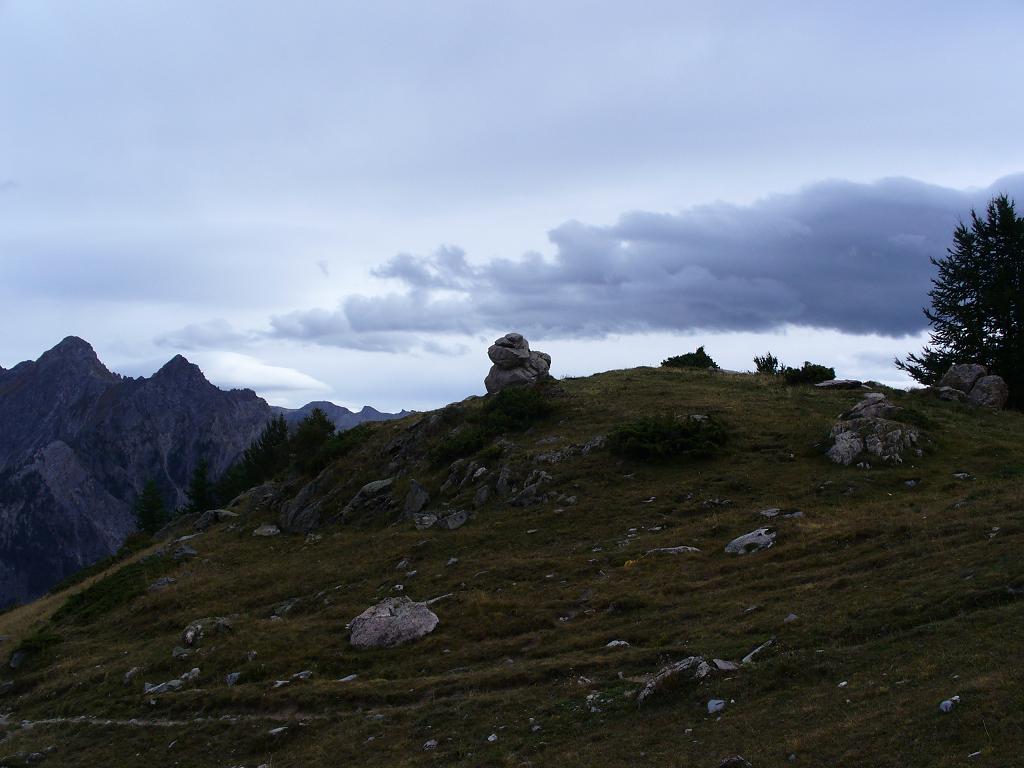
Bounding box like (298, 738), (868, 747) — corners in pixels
(0, 338), (406, 608)
(274, 400), (412, 431)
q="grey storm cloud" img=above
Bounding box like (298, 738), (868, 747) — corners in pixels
(268, 175), (1024, 349)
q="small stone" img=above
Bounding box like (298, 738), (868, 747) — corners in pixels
(268, 726), (288, 736)
(292, 670), (313, 680)
(172, 545), (197, 560)
(707, 699), (726, 714)
(423, 739), (438, 751)
(487, 733), (498, 743)
(939, 699), (955, 713)
(712, 659), (739, 671)
(338, 674), (358, 682)
(253, 524), (281, 537)
(725, 528), (776, 555)
(784, 613), (799, 623)
(225, 672), (240, 686)
(605, 640), (630, 648)
(446, 557), (459, 566)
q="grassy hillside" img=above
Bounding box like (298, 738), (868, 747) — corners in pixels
(1, 367), (1022, 767)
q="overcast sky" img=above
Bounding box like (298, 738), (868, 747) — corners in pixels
(3, 1), (1024, 410)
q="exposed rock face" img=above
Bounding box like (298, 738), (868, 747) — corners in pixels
(0, 338), (271, 608)
(827, 393), (921, 467)
(341, 478), (395, 523)
(939, 364), (988, 393)
(349, 597), (439, 649)
(484, 333), (551, 394)
(967, 375), (1009, 408)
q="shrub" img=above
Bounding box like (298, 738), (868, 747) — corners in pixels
(661, 346), (719, 370)
(608, 413), (729, 461)
(753, 352), (782, 375)
(431, 386), (555, 464)
(52, 554), (176, 625)
(783, 361), (835, 385)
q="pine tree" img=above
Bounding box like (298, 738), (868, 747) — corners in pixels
(185, 458), (215, 514)
(898, 194), (1024, 407)
(134, 479), (167, 535)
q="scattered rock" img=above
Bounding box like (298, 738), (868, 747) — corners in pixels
(341, 478), (395, 522)
(718, 758), (753, 768)
(940, 364), (988, 393)
(707, 698), (727, 714)
(171, 646), (191, 660)
(268, 726), (288, 737)
(339, 673), (358, 682)
(414, 513), (438, 530)
(784, 613), (799, 623)
(423, 739), (438, 751)
(580, 435), (607, 455)
(193, 509), (220, 531)
(172, 544), (198, 560)
(968, 375), (1009, 408)
(225, 672), (240, 686)
(435, 509), (469, 531)
(495, 466), (515, 496)
(473, 485), (491, 508)
(484, 333), (552, 393)
(842, 392), (895, 420)
(605, 640), (630, 648)
(645, 545), (701, 555)
(724, 528), (776, 555)
(252, 524), (280, 537)
(349, 597), (440, 649)
(487, 733), (498, 743)
(713, 659), (739, 672)
(403, 480), (430, 518)
(148, 576), (177, 591)
(741, 639), (774, 664)
(143, 678), (184, 695)
(509, 470), (554, 506)
(635, 656), (713, 706)
(815, 379), (864, 389)
(181, 616), (232, 647)
(939, 695), (961, 713)
(123, 666), (141, 685)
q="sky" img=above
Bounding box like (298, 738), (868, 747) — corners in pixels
(3, 1), (1024, 410)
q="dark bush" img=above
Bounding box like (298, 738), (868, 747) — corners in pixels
(753, 352), (782, 375)
(661, 345), (719, 370)
(432, 386), (554, 464)
(608, 413), (729, 461)
(783, 361), (835, 385)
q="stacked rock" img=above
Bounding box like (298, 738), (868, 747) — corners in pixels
(484, 333), (551, 394)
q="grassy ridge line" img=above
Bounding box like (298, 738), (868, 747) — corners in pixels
(0, 367), (1022, 767)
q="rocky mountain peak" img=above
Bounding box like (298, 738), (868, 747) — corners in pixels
(151, 354), (210, 389)
(36, 336), (113, 378)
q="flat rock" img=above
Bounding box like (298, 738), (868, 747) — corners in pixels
(252, 524), (280, 537)
(815, 379), (864, 389)
(636, 656), (713, 706)
(349, 597), (439, 649)
(645, 545), (701, 555)
(724, 528), (776, 555)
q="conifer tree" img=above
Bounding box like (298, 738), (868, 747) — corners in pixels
(898, 194), (1024, 407)
(134, 479), (167, 534)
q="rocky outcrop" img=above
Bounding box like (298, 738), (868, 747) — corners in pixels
(934, 364), (1009, 409)
(349, 597), (439, 649)
(826, 393), (921, 466)
(939, 364), (988, 393)
(484, 333), (551, 394)
(724, 528), (776, 555)
(814, 379), (865, 390)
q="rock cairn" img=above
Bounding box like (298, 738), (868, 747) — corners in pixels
(484, 333), (551, 394)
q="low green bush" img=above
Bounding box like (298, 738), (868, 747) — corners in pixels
(783, 361), (835, 385)
(661, 346), (719, 370)
(608, 413), (729, 461)
(52, 554), (176, 626)
(432, 386), (555, 464)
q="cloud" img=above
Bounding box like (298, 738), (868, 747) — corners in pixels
(154, 319), (254, 351)
(188, 351), (331, 394)
(267, 174), (1024, 350)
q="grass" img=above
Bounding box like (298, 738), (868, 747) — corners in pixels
(0, 367), (1022, 766)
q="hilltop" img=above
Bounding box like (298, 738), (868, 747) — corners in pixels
(0, 366), (1021, 767)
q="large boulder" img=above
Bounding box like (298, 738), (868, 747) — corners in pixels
(939, 364), (987, 393)
(340, 478), (395, 523)
(967, 374), (1009, 408)
(484, 333), (551, 394)
(349, 597), (439, 649)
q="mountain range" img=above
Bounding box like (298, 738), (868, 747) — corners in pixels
(0, 337), (406, 608)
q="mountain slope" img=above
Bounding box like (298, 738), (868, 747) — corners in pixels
(1, 367), (1022, 767)
(0, 339), (407, 608)
(273, 401), (411, 431)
